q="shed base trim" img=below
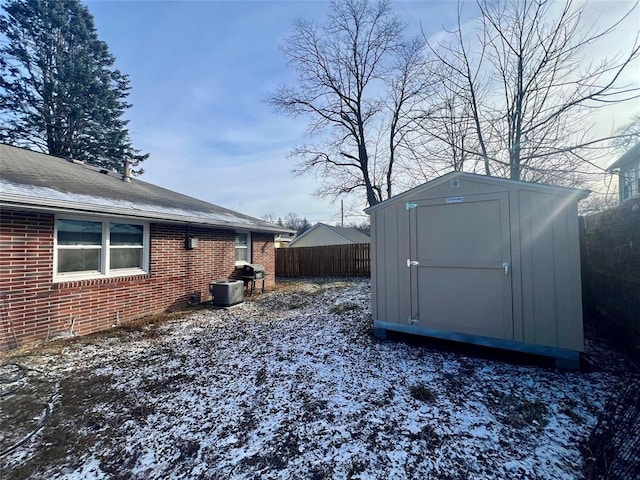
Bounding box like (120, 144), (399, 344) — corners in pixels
(373, 320), (581, 365)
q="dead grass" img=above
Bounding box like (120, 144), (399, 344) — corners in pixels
(410, 383), (438, 403)
(329, 302), (361, 315)
(485, 387), (549, 428)
(1, 371), (126, 480)
(0, 310), (194, 362)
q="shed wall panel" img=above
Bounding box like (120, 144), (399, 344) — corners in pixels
(552, 198), (572, 346)
(371, 203), (411, 326)
(509, 190), (524, 342)
(398, 202), (411, 324)
(526, 191), (558, 347)
(382, 207), (400, 325)
(517, 191), (584, 351)
(371, 210), (383, 322)
(556, 202), (584, 351)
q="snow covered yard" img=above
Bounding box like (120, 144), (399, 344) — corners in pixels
(0, 279), (621, 479)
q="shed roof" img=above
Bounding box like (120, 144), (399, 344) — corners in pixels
(0, 144), (293, 234)
(606, 142), (640, 171)
(365, 171), (589, 214)
(288, 222), (370, 247)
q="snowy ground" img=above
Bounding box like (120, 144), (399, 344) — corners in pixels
(0, 279), (622, 479)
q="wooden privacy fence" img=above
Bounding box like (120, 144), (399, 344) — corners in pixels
(276, 243), (370, 277)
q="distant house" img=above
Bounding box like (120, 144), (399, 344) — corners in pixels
(274, 233), (294, 248)
(607, 142), (640, 203)
(0, 144), (293, 347)
(288, 222), (370, 248)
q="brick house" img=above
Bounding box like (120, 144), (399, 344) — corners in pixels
(0, 144), (293, 347)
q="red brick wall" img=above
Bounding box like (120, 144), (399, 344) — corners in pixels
(0, 209), (275, 348)
(251, 232), (276, 288)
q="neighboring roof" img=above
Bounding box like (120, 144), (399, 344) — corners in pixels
(275, 234), (294, 242)
(324, 224), (371, 244)
(0, 144), (294, 234)
(607, 142), (640, 171)
(288, 222), (370, 247)
(365, 171), (589, 214)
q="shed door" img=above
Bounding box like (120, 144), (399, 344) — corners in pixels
(409, 192), (513, 339)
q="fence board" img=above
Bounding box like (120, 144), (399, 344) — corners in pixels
(276, 243), (370, 277)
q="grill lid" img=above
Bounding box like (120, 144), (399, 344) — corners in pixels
(243, 263), (265, 275)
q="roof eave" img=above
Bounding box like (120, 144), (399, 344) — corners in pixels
(0, 195), (294, 235)
(607, 143), (640, 171)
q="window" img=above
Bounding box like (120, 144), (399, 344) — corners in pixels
(235, 232), (251, 264)
(622, 162), (640, 200)
(57, 219), (102, 273)
(55, 216), (149, 280)
(110, 223), (144, 269)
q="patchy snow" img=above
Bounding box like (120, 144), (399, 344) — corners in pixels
(1, 279), (619, 479)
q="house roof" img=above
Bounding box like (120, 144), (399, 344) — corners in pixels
(607, 142), (640, 171)
(364, 171), (589, 214)
(288, 222), (370, 247)
(0, 144), (294, 234)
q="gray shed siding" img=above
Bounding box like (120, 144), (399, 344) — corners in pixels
(516, 190), (583, 351)
(367, 173), (586, 359)
(370, 201), (411, 327)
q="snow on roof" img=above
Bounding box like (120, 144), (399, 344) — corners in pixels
(0, 143), (292, 234)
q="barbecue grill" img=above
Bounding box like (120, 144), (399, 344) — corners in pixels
(241, 263), (266, 295)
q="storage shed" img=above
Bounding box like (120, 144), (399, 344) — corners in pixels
(365, 172), (588, 366)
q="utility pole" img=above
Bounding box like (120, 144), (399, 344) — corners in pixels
(341, 199), (344, 227)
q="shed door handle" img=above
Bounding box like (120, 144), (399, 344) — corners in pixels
(407, 259), (419, 267)
(502, 262), (510, 276)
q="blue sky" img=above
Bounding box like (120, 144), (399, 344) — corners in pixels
(83, 0), (466, 224)
(83, 0), (639, 223)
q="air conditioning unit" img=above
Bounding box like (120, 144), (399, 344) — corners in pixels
(210, 280), (244, 307)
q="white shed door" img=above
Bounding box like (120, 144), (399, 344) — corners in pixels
(409, 192), (513, 339)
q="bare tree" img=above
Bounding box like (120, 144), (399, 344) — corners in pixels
(611, 112), (640, 152)
(421, 0), (640, 187)
(384, 37), (430, 198)
(280, 213), (311, 235)
(269, 0), (413, 207)
(260, 213), (278, 224)
(401, 62), (484, 183)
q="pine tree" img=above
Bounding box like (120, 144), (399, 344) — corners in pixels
(0, 0), (148, 173)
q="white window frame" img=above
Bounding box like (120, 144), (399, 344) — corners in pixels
(235, 231), (251, 266)
(54, 214), (150, 282)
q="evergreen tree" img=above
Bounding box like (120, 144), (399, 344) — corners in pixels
(0, 0), (148, 172)
(298, 218), (310, 235)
